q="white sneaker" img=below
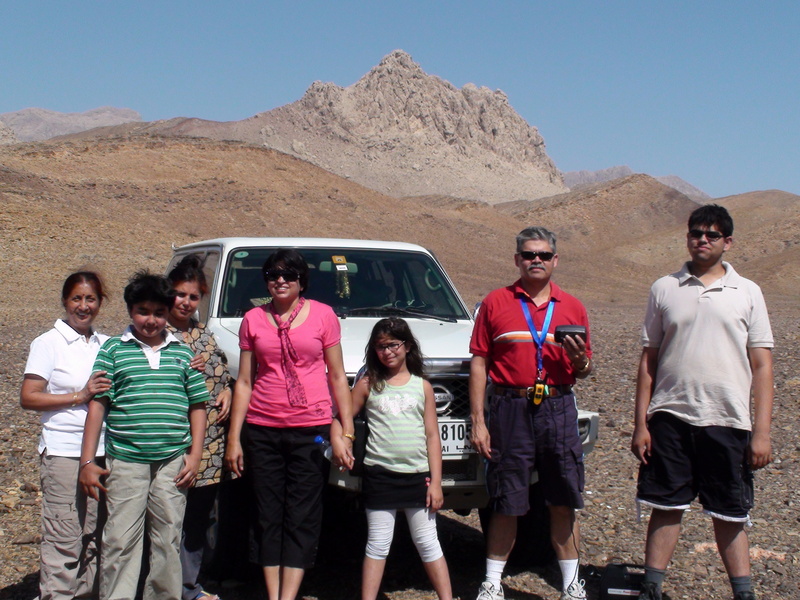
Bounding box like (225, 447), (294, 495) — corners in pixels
(560, 578), (587, 600)
(476, 580), (504, 600)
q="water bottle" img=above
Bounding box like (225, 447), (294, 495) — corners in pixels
(314, 435), (333, 461)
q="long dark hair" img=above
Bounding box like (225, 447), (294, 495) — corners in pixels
(364, 318), (424, 393)
(167, 254), (209, 295)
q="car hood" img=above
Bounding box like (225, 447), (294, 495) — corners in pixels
(338, 318), (474, 375)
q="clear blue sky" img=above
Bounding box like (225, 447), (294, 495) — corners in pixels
(2, 1), (798, 198)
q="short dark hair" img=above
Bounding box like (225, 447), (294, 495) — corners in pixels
(123, 270), (176, 310)
(688, 204), (733, 237)
(61, 271), (108, 304)
(167, 254), (209, 296)
(261, 248), (310, 294)
(516, 226), (557, 253)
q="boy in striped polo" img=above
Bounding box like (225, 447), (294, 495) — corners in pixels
(79, 271), (209, 600)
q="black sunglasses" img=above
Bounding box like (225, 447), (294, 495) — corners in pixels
(519, 250), (555, 262)
(688, 229), (725, 241)
(265, 269), (299, 282)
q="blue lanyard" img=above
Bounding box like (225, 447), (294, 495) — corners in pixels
(520, 298), (555, 378)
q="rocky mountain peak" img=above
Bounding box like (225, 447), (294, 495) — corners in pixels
(277, 50), (564, 202)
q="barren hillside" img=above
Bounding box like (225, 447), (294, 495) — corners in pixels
(54, 51), (565, 204)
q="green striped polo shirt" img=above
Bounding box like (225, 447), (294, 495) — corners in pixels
(93, 330), (210, 463)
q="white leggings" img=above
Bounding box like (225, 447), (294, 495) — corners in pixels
(365, 507), (443, 563)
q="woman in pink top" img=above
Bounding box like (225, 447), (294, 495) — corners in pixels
(225, 248), (354, 600)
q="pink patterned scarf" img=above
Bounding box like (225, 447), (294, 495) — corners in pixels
(269, 297), (308, 407)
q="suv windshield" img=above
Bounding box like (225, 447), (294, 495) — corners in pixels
(218, 247), (470, 321)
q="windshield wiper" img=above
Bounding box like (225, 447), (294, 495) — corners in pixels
(346, 306), (457, 323)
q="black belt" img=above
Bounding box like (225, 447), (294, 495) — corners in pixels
(494, 384), (573, 401)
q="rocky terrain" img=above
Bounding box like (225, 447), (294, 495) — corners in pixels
(0, 134), (799, 599)
(49, 51), (566, 204)
(0, 107), (141, 142)
(0, 121), (17, 145)
(562, 167), (712, 204)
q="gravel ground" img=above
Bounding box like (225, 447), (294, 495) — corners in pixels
(1, 305), (798, 600)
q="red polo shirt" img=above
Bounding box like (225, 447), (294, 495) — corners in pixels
(470, 280), (592, 387)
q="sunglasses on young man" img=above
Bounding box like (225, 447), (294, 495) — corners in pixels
(688, 229), (726, 241)
(265, 269), (300, 282)
(518, 250), (555, 262)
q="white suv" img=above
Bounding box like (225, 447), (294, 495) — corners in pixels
(167, 237), (599, 511)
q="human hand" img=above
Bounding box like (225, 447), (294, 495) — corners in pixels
(175, 452), (200, 489)
(190, 354), (206, 373)
(426, 482), (444, 512)
(563, 335), (589, 370)
(216, 388), (232, 423)
(471, 421), (492, 460)
(79, 462), (109, 501)
(630, 425), (652, 464)
(225, 440), (244, 477)
(82, 371), (111, 403)
(748, 432), (772, 470)
(331, 435), (354, 471)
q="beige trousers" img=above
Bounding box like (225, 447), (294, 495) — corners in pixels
(39, 454), (104, 600)
(100, 455), (187, 600)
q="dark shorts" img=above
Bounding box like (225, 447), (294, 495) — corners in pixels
(362, 464), (430, 510)
(636, 412), (754, 521)
(486, 388), (585, 515)
(244, 422), (329, 568)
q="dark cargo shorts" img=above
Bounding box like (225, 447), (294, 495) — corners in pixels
(636, 412), (754, 521)
(486, 388), (585, 515)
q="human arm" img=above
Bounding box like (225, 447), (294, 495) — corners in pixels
(325, 343), (354, 470)
(631, 347), (659, 464)
(748, 347), (774, 469)
(469, 355), (491, 460)
(423, 380), (444, 512)
(175, 403), (207, 488)
(79, 397), (110, 501)
(20, 370), (111, 411)
(332, 377), (368, 471)
(224, 349), (255, 477)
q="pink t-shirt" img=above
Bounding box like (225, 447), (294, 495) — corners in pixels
(239, 300), (341, 428)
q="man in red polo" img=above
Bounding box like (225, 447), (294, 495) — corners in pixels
(470, 226), (593, 600)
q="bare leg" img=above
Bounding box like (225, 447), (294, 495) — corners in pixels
(422, 556), (453, 600)
(362, 557), (387, 600)
(279, 566), (305, 600)
(644, 509), (684, 569)
(549, 505), (580, 560)
(486, 513), (517, 560)
(713, 518), (750, 578)
(263, 566), (280, 600)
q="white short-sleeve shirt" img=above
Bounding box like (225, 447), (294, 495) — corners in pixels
(642, 262), (773, 430)
(24, 319), (108, 456)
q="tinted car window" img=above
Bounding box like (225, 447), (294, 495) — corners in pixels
(219, 247), (469, 320)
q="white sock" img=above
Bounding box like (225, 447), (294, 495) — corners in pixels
(559, 558), (580, 591)
(485, 558), (506, 587)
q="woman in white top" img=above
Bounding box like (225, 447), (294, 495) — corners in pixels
(20, 272), (112, 600)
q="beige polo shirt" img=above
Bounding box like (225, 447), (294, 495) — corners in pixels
(642, 262), (773, 430)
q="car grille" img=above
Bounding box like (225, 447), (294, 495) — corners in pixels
(431, 376), (470, 418)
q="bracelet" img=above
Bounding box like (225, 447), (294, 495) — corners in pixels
(343, 433), (356, 442)
(72, 392), (80, 406)
(576, 357), (591, 373)
(79, 459), (94, 470)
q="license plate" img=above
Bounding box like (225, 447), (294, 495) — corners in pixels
(439, 418), (474, 456)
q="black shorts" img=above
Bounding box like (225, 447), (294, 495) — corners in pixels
(486, 389), (585, 515)
(636, 412), (754, 521)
